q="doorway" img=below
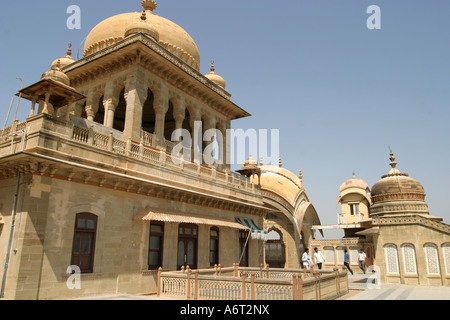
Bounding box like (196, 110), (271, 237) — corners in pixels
(177, 224), (198, 270)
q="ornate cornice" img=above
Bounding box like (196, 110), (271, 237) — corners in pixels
(372, 214), (450, 235)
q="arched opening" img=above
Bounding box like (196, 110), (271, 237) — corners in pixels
(113, 88), (127, 132)
(163, 100), (175, 142)
(265, 229), (286, 268)
(93, 95), (105, 125)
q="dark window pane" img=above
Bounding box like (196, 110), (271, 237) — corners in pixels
(150, 236), (161, 250)
(77, 219), (86, 229)
(83, 235), (92, 254)
(73, 234), (81, 254)
(149, 252), (159, 266)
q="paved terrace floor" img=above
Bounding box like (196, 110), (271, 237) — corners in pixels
(77, 272), (450, 300)
(337, 272), (450, 300)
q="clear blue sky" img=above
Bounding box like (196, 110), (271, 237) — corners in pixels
(1, 0), (449, 237)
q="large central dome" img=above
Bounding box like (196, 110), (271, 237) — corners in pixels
(83, 0), (201, 71)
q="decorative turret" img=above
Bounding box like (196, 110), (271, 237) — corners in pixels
(205, 60), (226, 89)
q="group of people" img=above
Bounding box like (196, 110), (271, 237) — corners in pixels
(301, 247), (367, 275)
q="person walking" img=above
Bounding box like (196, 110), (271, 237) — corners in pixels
(358, 249), (367, 274)
(302, 248), (314, 271)
(344, 249), (354, 275)
(313, 247), (326, 270)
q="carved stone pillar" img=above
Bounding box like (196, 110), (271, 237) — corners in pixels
(42, 91), (52, 115)
(103, 83), (121, 128)
(103, 97), (119, 128)
(203, 116), (216, 166)
(85, 91), (99, 122)
(29, 97), (38, 118)
(223, 119), (231, 172)
(189, 110), (202, 163)
(153, 103), (168, 149)
(173, 104), (186, 132)
(216, 122), (226, 170)
(123, 72), (148, 141)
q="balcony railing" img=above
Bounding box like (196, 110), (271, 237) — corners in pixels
(154, 264), (348, 300)
(0, 115), (259, 196)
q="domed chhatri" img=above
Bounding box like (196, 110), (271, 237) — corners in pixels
(41, 59), (71, 87)
(370, 150), (429, 216)
(205, 60), (226, 89)
(84, 0), (201, 71)
(51, 43), (76, 70)
(339, 171), (370, 194)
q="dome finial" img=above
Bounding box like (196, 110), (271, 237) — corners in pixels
(142, 0), (157, 13)
(389, 149), (397, 169)
(353, 170), (356, 179)
(210, 60), (216, 73)
(66, 43), (72, 56)
(141, 10), (147, 22)
(279, 157), (282, 168)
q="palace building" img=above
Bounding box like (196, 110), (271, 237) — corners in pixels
(312, 151), (450, 286)
(0, 1), (448, 301)
(0, 1), (320, 300)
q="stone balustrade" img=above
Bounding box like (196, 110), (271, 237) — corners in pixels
(156, 264), (348, 300)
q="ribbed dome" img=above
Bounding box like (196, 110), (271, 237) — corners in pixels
(370, 151), (428, 216)
(83, 1), (200, 71)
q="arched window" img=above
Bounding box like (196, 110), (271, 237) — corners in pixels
(210, 227), (219, 267)
(442, 243), (450, 275)
(384, 244), (399, 274)
(401, 244), (417, 274)
(424, 244), (440, 275)
(71, 213), (98, 274)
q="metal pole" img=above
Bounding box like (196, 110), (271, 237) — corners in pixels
(1, 97), (15, 139)
(0, 169), (21, 298)
(13, 77), (24, 122)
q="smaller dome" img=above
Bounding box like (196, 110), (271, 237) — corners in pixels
(41, 60), (71, 86)
(370, 151), (429, 216)
(124, 10), (159, 41)
(51, 44), (76, 70)
(205, 61), (226, 89)
(340, 172), (370, 193)
(242, 154), (258, 169)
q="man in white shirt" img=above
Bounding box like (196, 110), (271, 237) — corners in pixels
(302, 248), (314, 271)
(358, 249), (367, 274)
(313, 247), (326, 270)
